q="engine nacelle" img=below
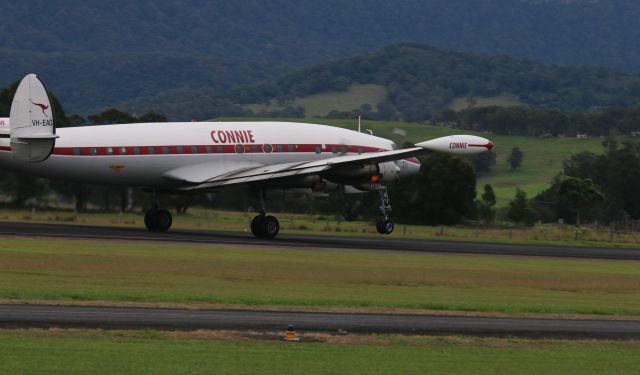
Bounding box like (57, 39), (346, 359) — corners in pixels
(323, 161), (400, 185)
(376, 161), (400, 183)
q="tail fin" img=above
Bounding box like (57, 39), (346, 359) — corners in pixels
(9, 74), (58, 162)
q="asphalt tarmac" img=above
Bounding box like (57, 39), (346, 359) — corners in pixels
(1, 304), (639, 339)
(0, 220), (639, 259)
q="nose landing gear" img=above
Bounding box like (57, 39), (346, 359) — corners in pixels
(376, 190), (394, 235)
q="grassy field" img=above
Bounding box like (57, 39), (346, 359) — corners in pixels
(1, 237), (639, 316)
(244, 84), (387, 117)
(219, 117), (610, 207)
(448, 94), (524, 111)
(0, 329), (638, 374)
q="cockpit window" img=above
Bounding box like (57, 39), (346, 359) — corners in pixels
(391, 142), (398, 150)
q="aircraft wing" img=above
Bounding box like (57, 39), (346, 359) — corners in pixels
(168, 135), (493, 191)
(173, 147), (422, 190)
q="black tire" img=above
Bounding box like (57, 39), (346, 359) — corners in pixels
(262, 215), (280, 239)
(251, 215), (266, 238)
(376, 220), (394, 235)
(144, 209), (157, 231)
(154, 209), (172, 232)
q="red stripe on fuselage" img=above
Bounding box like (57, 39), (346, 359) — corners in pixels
(45, 144), (384, 157)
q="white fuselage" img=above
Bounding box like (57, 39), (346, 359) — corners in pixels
(0, 121), (401, 187)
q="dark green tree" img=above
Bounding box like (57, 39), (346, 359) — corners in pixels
(0, 171), (50, 206)
(390, 154), (476, 226)
(475, 184), (496, 226)
(67, 114), (88, 127)
(136, 111), (168, 123)
(481, 184), (496, 206)
(556, 177), (604, 226)
(470, 150), (496, 173)
(88, 108), (137, 125)
(507, 147), (524, 170)
(556, 140), (640, 222)
(507, 188), (535, 226)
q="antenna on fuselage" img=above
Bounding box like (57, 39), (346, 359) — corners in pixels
(358, 115), (361, 133)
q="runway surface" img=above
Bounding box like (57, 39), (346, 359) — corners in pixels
(0, 220), (639, 259)
(1, 304), (639, 339)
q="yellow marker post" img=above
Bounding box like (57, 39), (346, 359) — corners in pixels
(284, 324), (299, 341)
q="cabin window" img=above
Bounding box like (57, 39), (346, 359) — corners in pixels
(162, 146), (169, 154)
(120, 147), (127, 154)
(206, 145), (213, 153)
(340, 145), (347, 155)
(133, 147), (141, 155)
(235, 144), (245, 154)
(74, 148), (81, 156)
(217, 145), (224, 153)
(90, 147), (97, 155)
(191, 146), (198, 154)
(315, 146), (321, 154)
(357, 147), (363, 155)
(331, 146), (337, 154)
(263, 144), (272, 153)
(287, 144), (295, 152)
(176, 146), (183, 154)
(277, 144), (283, 152)
(148, 146), (156, 154)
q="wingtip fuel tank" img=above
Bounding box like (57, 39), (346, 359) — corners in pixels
(416, 135), (494, 155)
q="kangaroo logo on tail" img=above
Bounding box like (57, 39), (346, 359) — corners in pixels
(30, 99), (49, 118)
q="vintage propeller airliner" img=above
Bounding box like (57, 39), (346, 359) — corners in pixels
(0, 74), (493, 239)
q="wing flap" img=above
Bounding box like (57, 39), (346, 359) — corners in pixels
(162, 161), (264, 184)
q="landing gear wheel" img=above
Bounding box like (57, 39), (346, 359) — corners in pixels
(154, 209), (172, 232)
(145, 208), (172, 232)
(251, 214), (279, 239)
(251, 214), (265, 238)
(262, 215), (280, 239)
(144, 209), (157, 231)
(376, 220), (394, 235)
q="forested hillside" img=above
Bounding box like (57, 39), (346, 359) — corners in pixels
(2, 0), (640, 117)
(0, 49), (284, 116)
(227, 44), (640, 122)
(3, 0), (640, 70)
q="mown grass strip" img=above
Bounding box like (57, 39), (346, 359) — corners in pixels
(0, 329), (639, 375)
(0, 238), (639, 316)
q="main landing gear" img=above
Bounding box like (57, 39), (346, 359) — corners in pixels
(144, 188), (172, 232)
(376, 190), (394, 235)
(250, 188), (280, 239)
(251, 214), (280, 239)
(145, 207), (173, 232)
